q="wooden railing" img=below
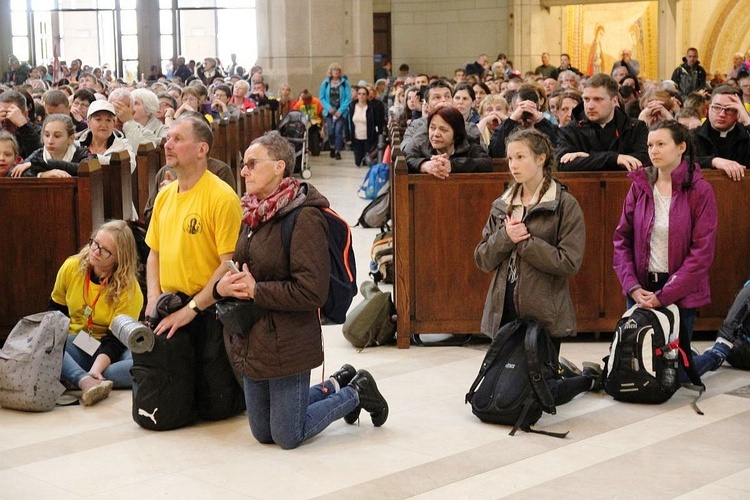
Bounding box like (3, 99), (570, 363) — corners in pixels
(0, 158), (104, 335)
(391, 154), (750, 348)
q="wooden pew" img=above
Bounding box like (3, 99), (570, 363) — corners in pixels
(134, 142), (162, 218)
(212, 120), (228, 165)
(225, 115), (240, 191)
(0, 158), (104, 337)
(102, 150), (133, 221)
(392, 162), (750, 348)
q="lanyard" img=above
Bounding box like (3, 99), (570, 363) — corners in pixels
(83, 272), (106, 333)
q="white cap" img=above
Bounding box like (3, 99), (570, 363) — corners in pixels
(87, 99), (116, 118)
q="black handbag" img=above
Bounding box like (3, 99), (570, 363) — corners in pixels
(215, 299), (267, 336)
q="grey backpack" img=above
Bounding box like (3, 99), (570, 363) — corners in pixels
(0, 311), (70, 412)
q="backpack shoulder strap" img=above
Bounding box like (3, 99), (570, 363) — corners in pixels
(280, 206), (305, 254)
(523, 321), (556, 413)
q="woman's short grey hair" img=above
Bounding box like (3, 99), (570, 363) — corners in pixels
(132, 88), (159, 117)
(251, 130), (296, 177)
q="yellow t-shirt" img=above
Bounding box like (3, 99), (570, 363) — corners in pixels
(145, 169), (242, 295)
(51, 256), (144, 338)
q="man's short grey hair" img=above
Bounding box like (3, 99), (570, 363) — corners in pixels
(108, 87), (133, 104)
(251, 130), (296, 177)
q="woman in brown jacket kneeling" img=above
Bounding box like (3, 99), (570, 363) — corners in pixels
(215, 131), (388, 449)
(474, 128), (601, 402)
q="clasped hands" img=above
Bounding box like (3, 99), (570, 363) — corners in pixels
(630, 287), (662, 309)
(217, 262), (256, 301)
(505, 215), (531, 243)
(420, 154), (451, 179)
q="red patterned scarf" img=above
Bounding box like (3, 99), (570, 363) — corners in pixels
(241, 177), (301, 229)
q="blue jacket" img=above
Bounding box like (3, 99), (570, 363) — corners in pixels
(319, 76), (352, 119)
(613, 160), (717, 309)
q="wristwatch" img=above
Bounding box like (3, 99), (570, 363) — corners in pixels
(188, 299), (202, 313)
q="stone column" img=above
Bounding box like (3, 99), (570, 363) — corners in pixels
(255, 0), (373, 96)
(658, 0), (678, 80)
(137, 0), (162, 80)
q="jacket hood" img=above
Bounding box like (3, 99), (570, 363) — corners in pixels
(278, 182), (330, 218)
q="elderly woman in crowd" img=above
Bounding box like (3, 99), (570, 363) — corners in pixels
(155, 92), (177, 127)
(405, 106), (491, 177)
(477, 94), (509, 146)
(230, 80), (255, 112)
(108, 88), (161, 146)
(319, 62), (352, 160)
(131, 88), (169, 139)
(75, 100), (136, 174)
(216, 131), (388, 449)
(210, 83), (240, 120)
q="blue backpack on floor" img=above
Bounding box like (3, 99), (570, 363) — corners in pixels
(357, 163), (389, 200)
(281, 206), (357, 324)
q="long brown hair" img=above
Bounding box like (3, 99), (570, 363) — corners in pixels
(505, 128), (557, 215)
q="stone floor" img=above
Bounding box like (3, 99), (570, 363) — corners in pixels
(2, 151), (750, 499)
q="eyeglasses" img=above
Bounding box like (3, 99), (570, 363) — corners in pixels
(241, 158), (276, 170)
(158, 102), (174, 108)
(710, 105), (739, 116)
(89, 238), (113, 259)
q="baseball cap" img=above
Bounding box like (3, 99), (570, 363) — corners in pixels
(87, 99), (116, 119)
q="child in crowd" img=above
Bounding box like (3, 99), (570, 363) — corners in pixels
(10, 114), (90, 178)
(0, 131), (21, 177)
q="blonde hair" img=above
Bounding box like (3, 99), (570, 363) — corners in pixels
(326, 62), (343, 78)
(505, 129), (557, 215)
(479, 94), (509, 116)
(76, 220), (139, 306)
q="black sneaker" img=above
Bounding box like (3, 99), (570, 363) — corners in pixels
(582, 362), (604, 392)
(334, 151), (342, 160)
(348, 370), (388, 427)
(330, 364), (356, 390)
(330, 149), (336, 158)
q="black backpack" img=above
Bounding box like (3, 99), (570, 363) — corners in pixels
(281, 206), (357, 324)
(465, 319), (567, 438)
(602, 305), (705, 412)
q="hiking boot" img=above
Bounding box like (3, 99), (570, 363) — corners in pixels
(330, 364), (356, 390)
(582, 362), (604, 392)
(558, 357), (582, 378)
(348, 370), (388, 427)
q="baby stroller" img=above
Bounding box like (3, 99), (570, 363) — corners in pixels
(277, 110), (311, 179)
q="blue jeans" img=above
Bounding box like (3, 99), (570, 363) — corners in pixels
(325, 114), (345, 152)
(243, 371), (359, 449)
(61, 334), (133, 388)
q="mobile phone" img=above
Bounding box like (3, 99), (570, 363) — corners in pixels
(225, 260), (240, 273)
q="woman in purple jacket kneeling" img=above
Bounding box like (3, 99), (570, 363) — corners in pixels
(613, 120), (729, 375)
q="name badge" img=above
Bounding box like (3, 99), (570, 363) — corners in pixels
(73, 330), (101, 357)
